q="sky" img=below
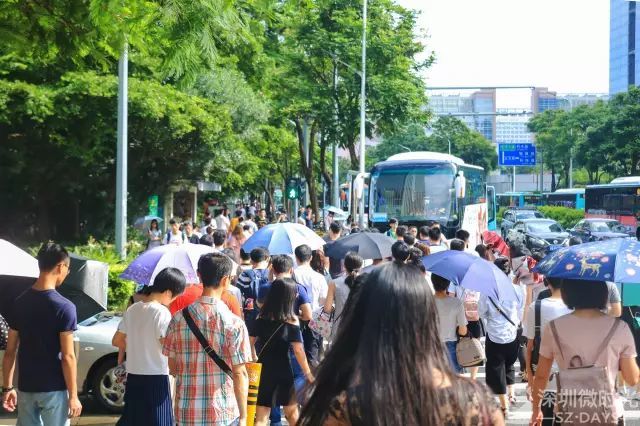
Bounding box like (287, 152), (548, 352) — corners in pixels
(396, 0), (610, 104)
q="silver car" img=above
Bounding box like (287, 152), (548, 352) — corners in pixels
(76, 312), (124, 413)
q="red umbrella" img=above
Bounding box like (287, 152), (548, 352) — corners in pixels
(482, 231), (510, 257)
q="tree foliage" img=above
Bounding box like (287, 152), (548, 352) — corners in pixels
(528, 88), (640, 189)
(367, 117), (497, 171)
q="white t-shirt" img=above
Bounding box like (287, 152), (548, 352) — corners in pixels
(163, 231), (184, 245)
(429, 245), (447, 254)
(293, 265), (328, 311)
(522, 297), (572, 391)
(215, 214), (230, 232)
(435, 296), (467, 342)
(119, 301), (172, 375)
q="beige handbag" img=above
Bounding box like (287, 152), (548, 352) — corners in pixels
(456, 336), (485, 367)
(549, 319), (620, 426)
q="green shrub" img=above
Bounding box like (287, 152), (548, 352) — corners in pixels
(537, 206), (584, 229)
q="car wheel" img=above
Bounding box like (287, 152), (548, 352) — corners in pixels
(92, 358), (125, 414)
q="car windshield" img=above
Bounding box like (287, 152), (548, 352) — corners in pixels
(527, 222), (563, 233)
(516, 211), (543, 220)
(590, 221), (622, 232)
(371, 164), (455, 222)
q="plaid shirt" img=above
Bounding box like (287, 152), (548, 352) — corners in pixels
(163, 296), (252, 426)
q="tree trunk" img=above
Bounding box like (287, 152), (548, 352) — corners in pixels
(348, 144), (358, 170)
(294, 118), (320, 225)
(551, 167), (557, 192)
(319, 134), (332, 190)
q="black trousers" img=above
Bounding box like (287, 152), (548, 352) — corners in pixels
(301, 322), (323, 368)
(485, 336), (519, 395)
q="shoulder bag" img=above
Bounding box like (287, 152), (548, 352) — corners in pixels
(456, 334), (486, 367)
(529, 299), (542, 373)
(309, 307), (335, 340)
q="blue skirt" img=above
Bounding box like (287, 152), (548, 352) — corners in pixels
(117, 374), (173, 426)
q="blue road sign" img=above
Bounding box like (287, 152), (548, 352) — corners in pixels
(498, 143), (537, 166)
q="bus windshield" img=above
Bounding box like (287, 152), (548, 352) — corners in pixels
(371, 164), (455, 222)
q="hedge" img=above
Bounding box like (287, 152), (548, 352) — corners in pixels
(535, 206), (585, 229)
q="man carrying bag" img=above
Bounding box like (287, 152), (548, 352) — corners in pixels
(163, 253), (253, 426)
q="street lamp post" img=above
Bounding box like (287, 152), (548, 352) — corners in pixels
(115, 46), (128, 260)
(358, 0), (368, 229)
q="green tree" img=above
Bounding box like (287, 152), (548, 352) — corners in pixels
(265, 0), (431, 220)
(610, 86), (640, 175)
(426, 116), (497, 172)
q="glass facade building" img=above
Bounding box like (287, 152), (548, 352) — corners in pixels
(610, 0), (640, 94)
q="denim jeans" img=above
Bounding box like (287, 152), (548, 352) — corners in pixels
(17, 390), (69, 426)
(445, 341), (463, 374)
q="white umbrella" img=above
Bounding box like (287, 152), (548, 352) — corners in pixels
(0, 239), (39, 278)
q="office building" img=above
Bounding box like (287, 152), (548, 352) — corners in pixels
(428, 89), (496, 142)
(532, 88), (608, 113)
(495, 110), (533, 144)
(610, 0), (640, 94)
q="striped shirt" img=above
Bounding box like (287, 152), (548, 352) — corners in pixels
(163, 297), (252, 426)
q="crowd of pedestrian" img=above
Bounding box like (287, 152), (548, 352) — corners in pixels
(4, 207), (640, 426)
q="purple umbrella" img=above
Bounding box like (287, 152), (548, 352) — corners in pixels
(121, 243), (215, 286)
(422, 250), (519, 301)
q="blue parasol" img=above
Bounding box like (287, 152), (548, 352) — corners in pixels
(534, 238), (640, 282)
(422, 250), (520, 301)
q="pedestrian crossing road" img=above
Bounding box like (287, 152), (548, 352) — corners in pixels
(465, 362), (640, 425)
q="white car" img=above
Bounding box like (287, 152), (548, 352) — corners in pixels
(76, 312), (124, 413)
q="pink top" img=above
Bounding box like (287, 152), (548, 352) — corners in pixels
(539, 314), (636, 418)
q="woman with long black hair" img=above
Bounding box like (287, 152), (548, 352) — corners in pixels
(250, 278), (314, 426)
(299, 261), (503, 425)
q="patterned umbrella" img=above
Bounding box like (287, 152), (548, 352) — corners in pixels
(481, 231), (510, 257)
(534, 238), (640, 282)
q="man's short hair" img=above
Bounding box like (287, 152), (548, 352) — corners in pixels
(271, 255), (294, 275)
(455, 229), (470, 242)
(545, 277), (563, 290)
(329, 222), (341, 234)
(449, 239), (466, 251)
(388, 218), (398, 225)
(183, 220), (193, 227)
(199, 234), (214, 247)
(428, 227), (441, 241)
(403, 234), (416, 246)
(294, 244), (313, 263)
(213, 229), (227, 247)
(37, 242), (69, 272)
(250, 247), (270, 263)
(418, 226), (429, 239)
(431, 274), (450, 292)
(149, 267), (186, 296)
(396, 225), (408, 238)
(204, 217), (212, 226)
(169, 219), (177, 225)
(246, 213), (254, 220)
(198, 253), (234, 288)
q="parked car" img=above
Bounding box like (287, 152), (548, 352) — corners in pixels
(570, 219), (630, 242)
(501, 208), (545, 239)
(76, 312), (123, 413)
(507, 219), (570, 257)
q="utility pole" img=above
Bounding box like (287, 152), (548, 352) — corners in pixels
(332, 62), (340, 208)
(358, 0), (368, 229)
(115, 46), (128, 260)
(569, 129), (574, 189)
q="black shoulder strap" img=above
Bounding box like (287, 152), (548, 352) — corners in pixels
(489, 297), (516, 327)
(534, 299), (542, 341)
(182, 307), (232, 377)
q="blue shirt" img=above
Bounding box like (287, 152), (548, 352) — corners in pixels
(258, 282), (311, 313)
(9, 288), (77, 392)
(478, 284), (524, 344)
